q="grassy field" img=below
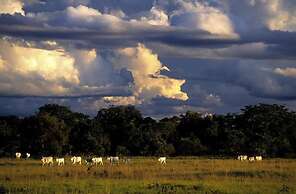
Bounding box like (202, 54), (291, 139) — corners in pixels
(0, 157), (295, 194)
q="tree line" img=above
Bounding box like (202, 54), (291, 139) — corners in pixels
(0, 103), (296, 158)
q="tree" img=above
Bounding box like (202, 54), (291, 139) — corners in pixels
(0, 117), (21, 157)
(176, 111), (216, 155)
(37, 113), (69, 156)
(1, 103), (296, 157)
(176, 136), (207, 155)
(214, 114), (247, 155)
(21, 113), (69, 156)
(239, 104), (296, 156)
(95, 106), (143, 155)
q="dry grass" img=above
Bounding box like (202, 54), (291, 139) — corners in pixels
(0, 157), (295, 193)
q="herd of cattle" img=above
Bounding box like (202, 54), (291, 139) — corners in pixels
(14, 152), (262, 166)
(41, 156), (104, 166)
(237, 155), (263, 162)
(15, 152), (166, 166)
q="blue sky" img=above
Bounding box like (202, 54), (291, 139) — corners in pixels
(0, 0), (296, 117)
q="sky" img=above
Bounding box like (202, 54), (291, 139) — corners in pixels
(0, 0), (296, 117)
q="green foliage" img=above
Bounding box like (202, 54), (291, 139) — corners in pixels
(0, 103), (296, 157)
(177, 137), (207, 155)
(95, 106), (143, 155)
(0, 116), (21, 156)
(239, 104), (296, 156)
(116, 145), (130, 156)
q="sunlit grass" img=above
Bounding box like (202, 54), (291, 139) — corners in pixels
(0, 157), (295, 193)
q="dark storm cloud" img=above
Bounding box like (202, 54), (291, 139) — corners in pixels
(24, 0), (154, 15)
(0, 90), (132, 99)
(0, 11), (214, 43)
(0, 97), (100, 116)
(23, 0), (90, 13)
(0, 97), (65, 116)
(1, 14), (296, 60)
(161, 57), (296, 112)
(1, 0), (296, 117)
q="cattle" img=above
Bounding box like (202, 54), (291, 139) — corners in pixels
(107, 156), (119, 164)
(71, 156), (82, 165)
(41, 156), (54, 166)
(248, 156), (255, 162)
(15, 152), (21, 159)
(237, 155), (248, 161)
(158, 157), (166, 164)
(255, 156), (263, 161)
(56, 158), (65, 166)
(92, 157), (103, 166)
(26, 153), (30, 159)
(122, 158), (131, 164)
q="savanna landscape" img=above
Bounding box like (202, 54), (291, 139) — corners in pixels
(1, 157), (295, 194)
(1, 103), (296, 193)
(1, 0), (296, 193)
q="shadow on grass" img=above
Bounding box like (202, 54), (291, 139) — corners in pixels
(0, 185), (7, 194)
(147, 183), (226, 194)
(192, 170), (291, 180)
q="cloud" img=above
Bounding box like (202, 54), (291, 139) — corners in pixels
(69, 48), (125, 87)
(169, 1), (237, 37)
(0, 3), (241, 48)
(0, 0), (24, 15)
(0, 38), (131, 97)
(67, 4), (101, 18)
(148, 42), (270, 60)
(137, 97), (212, 118)
(23, 0), (91, 13)
(263, 0), (296, 32)
(85, 43), (189, 107)
(111, 43), (188, 103)
(65, 5), (124, 32)
(87, 0), (154, 15)
(2, 3), (296, 64)
(274, 67), (296, 78)
(224, 0), (296, 32)
(102, 96), (140, 106)
(0, 36), (188, 107)
(137, 6), (169, 26)
(24, 4), (124, 32)
(162, 56), (296, 103)
(0, 38), (79, 96)
(1, 0), (296, 117)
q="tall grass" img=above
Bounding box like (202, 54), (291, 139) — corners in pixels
(0, 157), (295, 193)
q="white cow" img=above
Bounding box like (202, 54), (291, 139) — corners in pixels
(255, 156), (263, 161)
(92, 157), (103, 166)
(122, 158), (131, 164)
(71, 156), (82, 165)
(237, 155), (248, 161)
(26, 153), (30, 159)
(158, 157), (166, 164)
(15, 152), (21, 159)
(41, 156), (54, 166)
(56, 158), (65, 166)
(248, 156), (255, 162)
(107, 156), (119, 164)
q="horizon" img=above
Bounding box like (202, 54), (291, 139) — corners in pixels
(0, 102), (291, 120)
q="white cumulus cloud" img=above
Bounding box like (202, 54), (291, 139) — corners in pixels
(170, 1), (238, 37)
(0, 38), (79, 96)
(265, 0), (296, 31)
(110, 43), (188, 104)
(274, 67), (296, 78)
(0, 0), (24, 15)
(139, 6), (169, 26)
